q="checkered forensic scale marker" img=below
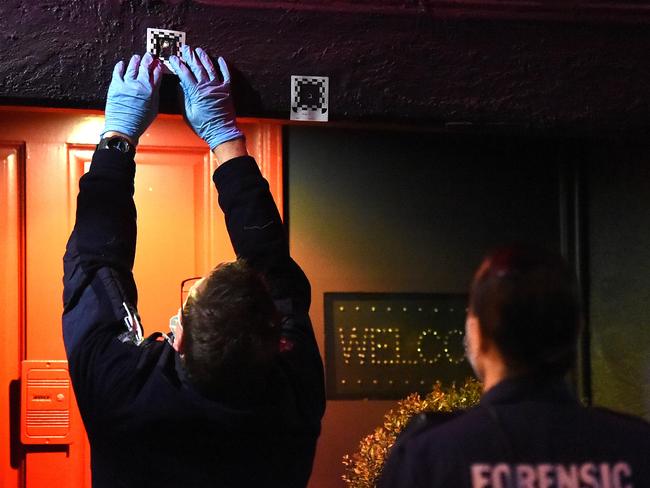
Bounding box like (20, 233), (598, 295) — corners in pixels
(146, 28), (186, 74)
(290, 75), (329, 122)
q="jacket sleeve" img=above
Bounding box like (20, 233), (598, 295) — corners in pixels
(213, 156), (325, 423)
(214, 155), (309, 319)
(62, 148), (144, 419)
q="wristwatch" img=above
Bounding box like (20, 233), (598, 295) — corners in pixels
(97, 135), (136, 158)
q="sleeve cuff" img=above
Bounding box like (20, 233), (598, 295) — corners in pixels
(90, 149), (136, 180)
(213, 155), (260, 188)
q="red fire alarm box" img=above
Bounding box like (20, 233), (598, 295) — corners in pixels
(21, 360), (73, 445)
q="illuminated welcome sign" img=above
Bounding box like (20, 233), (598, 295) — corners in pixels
(324, 293), (474, 399)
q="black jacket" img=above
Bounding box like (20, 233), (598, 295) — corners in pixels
(62, 150), (325, 487)
(379, 377), (650, 487)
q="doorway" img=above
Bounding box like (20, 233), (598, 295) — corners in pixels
(0, 107), (282, 488)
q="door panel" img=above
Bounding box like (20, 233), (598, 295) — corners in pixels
(133, 149), (212, 328)
(0, 107), (283, 487)
(1, 143), (25, 488)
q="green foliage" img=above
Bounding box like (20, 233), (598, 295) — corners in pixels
(342, 378), (482, 488)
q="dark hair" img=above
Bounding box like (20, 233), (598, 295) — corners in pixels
(469, 245), (581, 377)
(181, 259), (279, 400)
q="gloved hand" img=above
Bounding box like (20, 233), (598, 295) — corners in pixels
(170, 45), (243, 150)
(103, 52), (162, 144)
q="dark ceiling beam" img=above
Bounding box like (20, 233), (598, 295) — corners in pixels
(1, 1), (650, 138)
(196, 0), (650, 23)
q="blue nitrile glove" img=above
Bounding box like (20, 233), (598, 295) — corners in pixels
(103, 52), (162, 143)
(169, 45), (243, 150)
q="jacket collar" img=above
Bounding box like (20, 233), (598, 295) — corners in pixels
(480, 375), (577, 406)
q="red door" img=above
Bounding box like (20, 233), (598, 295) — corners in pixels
(0, 107), (282, 487)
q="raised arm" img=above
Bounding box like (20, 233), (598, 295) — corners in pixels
(172, 45), (324, 431)
(170, 47), (309, 311)
(63, 53), (161, 356)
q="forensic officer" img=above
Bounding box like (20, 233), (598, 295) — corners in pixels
(62, 46), (325, 487)
(379, 246), (650, 488)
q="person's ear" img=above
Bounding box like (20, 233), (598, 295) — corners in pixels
(465, 313), (483, 379)
(466, 313), (481, 347)
(173, 321), (184, 354)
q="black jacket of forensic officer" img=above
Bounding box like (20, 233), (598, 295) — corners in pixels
(62, 149), (325, 487)
(379, 376), (650, 488)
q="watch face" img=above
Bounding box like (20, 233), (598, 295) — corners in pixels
(110, 139), (129, 152)
(103, 136), (133, 154)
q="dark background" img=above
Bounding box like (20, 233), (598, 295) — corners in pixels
(2, 1), (650, 485)
(287, 126), (650, 485)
